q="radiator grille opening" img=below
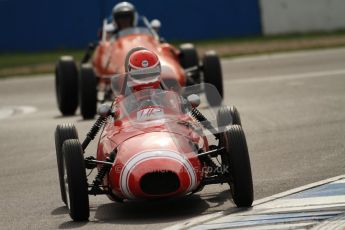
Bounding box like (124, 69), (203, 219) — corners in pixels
(140, 171), (180, 195)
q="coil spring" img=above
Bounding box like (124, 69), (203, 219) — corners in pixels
(192, 109), (220, 168)
(191, 108), (219, 139)
(191, 108), (207, 122)
(88, 116), (107, 140)
(82, 116), (108, 151)
(90, 151), (116, 195)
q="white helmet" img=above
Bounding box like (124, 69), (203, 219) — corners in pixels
(112, 2), (138, 30)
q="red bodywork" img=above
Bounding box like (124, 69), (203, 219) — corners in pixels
(92, 32), (185, 89)
(96, 91), (208, 200)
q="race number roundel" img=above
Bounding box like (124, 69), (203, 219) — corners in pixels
(141, 60), (149, 67)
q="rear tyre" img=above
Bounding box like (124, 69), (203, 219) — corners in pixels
(55, 124), (78, 204)
(217, 106), (242, 131)
(79, 64), (97, 119)
(55, 56), (79, 115)
(202, 51), (223, 107)
(63, 139), (89, 221)
(220, 125), (253, 207)
(179, 43), (201, 85)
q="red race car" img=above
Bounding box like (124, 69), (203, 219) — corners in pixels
(55, 15), (223, 119)
(54, 70), (253, 221)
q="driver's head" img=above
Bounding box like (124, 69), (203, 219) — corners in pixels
(112, 2), (137, 30)
(127, 49), (161, 92)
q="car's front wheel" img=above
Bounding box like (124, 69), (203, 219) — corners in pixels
(179, 43), (200, 85)
(217, 106), (242, 131)
(220, 125), (253, 207)
(79, 64), (97, 120)
(63, 139), (89, 221)
(55, 124), (78, 204)
(202, 51), (223, 107)
(55, 56), (79, 115)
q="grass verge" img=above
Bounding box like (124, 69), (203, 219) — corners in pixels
(2, 31), (345, 78)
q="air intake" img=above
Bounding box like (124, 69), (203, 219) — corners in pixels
(140, 171), (180, 195)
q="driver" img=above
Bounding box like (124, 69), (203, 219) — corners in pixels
(113, 48), (185, 121)
(112, 49), (162, 116)
(81, 2), (138, 63)
(127, 49), (162, 109)
(127, 49), (161, 92)
(112, 2), (138, 33)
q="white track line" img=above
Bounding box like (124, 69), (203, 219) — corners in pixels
(222, 47), (345, 64)
(0, 106), (36, 120)
(0, 108), (14, 120)
(163, 174), (345, 230)
(227, 68), (345, 84)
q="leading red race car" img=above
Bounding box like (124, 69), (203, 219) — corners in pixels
(54, 68), (253, 221)
(55, 11), (223, 119)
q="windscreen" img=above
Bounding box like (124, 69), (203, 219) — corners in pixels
(117, 27), (153, 38)
(118, 89), (186, 121)
(110, 69), (225, 135)
(111, 65), (178, 96)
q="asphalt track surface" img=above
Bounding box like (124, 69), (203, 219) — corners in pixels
(1, 48), (345, 230)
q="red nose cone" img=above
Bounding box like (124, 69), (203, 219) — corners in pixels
(119, 150), (198, 199)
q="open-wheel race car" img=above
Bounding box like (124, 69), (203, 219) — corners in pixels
(55, 14), (223, 119)
(54, 69), (253, 221)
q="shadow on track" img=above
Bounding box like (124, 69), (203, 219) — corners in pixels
(59, 221), (88, 229)
(51, 206), (68, 215)
(93, 194), (209, 224)
(56, 189), (233, 228)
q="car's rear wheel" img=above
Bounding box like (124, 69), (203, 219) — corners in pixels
(202, 51), (223, 107)
(63, 139), (89, 221)
(55, 124), (78, 204)
(55, 56), (79, 115)
(179, 43), (201, 85)
(79, 64), (97, 119)
(220, 125), (253, 207)
(217, 106), (242, 132)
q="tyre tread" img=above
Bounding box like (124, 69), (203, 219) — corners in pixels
(63, 139), (89, 221)
(55, 124), (78, 204)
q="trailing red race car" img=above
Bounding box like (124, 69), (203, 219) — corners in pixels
(54, 68), (253, 221)
(55, 5), (223, 119)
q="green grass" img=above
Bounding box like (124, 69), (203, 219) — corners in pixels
(0, 50), (84, 69)
(2, 30), (345, 77)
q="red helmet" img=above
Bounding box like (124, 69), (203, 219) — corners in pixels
(127, 49), (161, 92)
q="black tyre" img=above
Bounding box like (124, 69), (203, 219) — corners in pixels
(179, 43), (199, 68)
(202, 51), (223, 106)
(179, 43), (201, 84)
(220, 125), (253, 207)
(79, 64), (97, 119)
(55, 124), (78, 204)
(63, 139), (89, 221)
(55, 56), (79, 115)
(217, 106), (242, 132)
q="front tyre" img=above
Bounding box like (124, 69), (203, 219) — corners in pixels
(202, 51), (223, 107)
(179, 43), (201, 85)
(217, 106), (242, 131)
(220, 125), (253, 207)
(55, 56), (79, 115)
(79, 64), (97, 120)
(63, 139), (89, 221)
(55, 124), (78, 204)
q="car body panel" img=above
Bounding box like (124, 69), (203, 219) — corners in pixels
(92, 32), (185, 88)
(95, 89), (209, 200)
